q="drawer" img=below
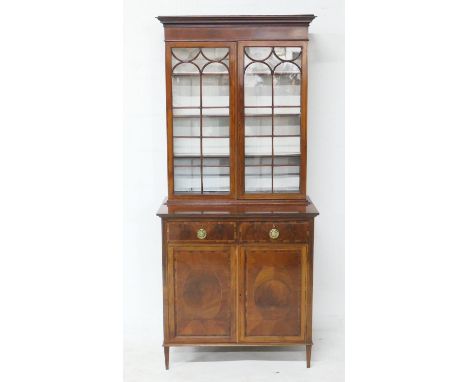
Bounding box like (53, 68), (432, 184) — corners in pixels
(167, 221), (236, 242)
(239, 221), (309, 243)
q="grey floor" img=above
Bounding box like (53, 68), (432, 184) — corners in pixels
(124, 315), (344, 382)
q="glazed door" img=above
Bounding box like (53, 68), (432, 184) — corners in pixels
(238, 41), (307, 199)
(166, 42), (237, 199)
(167, 245), (237, 342)
(239, 245), (307, 343)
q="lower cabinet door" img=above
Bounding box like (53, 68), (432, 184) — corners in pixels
(239, 245), (308, 343)
(167, 245), (237, 342)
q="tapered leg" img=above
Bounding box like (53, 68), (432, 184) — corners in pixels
(306, 344), (312, 368)
(164, 346), (170, 370)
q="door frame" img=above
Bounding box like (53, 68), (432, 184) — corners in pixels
(236, 40), (308, 200)
(238, 244), (308, 343)
(166, 245), (238, 343)
(165, 41), (238, 200)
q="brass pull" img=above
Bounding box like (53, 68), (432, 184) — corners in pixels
(269, 228), (280, 240)
(197, 228), (207, 240)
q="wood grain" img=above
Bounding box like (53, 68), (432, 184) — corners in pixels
(167, 246), (237, 343)
(167, 221), (236, 242)
(157, 15), (318, 367)
(239, 221), (309, 243)
(239, 245), (307, 343)
(158, 16), (316, 42)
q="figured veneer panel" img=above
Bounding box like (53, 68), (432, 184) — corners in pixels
(167, 221), (236, 242)
(240, 245), (307, 341)
(169, 246), (237, 340)
(239, 221), (309, 243)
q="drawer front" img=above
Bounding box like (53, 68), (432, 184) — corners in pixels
(239, 221), (309, 243)
(167, 221), (236, 242)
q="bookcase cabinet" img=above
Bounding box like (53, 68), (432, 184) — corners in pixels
(156, 15), (318, 368)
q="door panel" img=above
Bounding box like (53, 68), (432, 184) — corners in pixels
(239, 245), (307, 342)
(237, 41), (308, 199)
(167, 42), (237, 199)
(167, 245), (237, 342)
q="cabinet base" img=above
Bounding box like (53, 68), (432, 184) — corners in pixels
(162, 344), (313, 369)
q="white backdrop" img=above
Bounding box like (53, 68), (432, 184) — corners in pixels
(4, 1), (468, 382)
(124, 0), (344, 378)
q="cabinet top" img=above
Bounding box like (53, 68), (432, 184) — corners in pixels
(157, 15), (316, 27)
(157, 15), (316, 41)
(157, 197), (319, 219)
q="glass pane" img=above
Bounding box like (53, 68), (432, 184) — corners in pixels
(245, 47), (273, 61)
(245, 137), (272, 156)
(203, 166), (230, 176)
(243, 46), (303, 194)
(245, 166), (272, 193)
(202, 63), (229, 107)
(273, 47), (302, 61)
(273, 166), (300, 193)
(245, 107), (272, 116)
(273, 136), (301, 156)
(274, 155), (300, 166)
(244, 62), (272, 107)
(172, 48), (200, 62)
(203, 62), (229, 74)
(202, 107), (230, 116)
(245, 108), (272, 136)
(202, 138), (229, 157)
(203, 177), (230, 193)
(273, 165), (300, 176)
(172, 63), (200, 107)
(173, 137), (200, 156)
(202, 48), (229, 61)
(174, 166), (201, 193)
(173, 114), (200, 137)
(172, 108), (199, 117)
(245, 156), (272, 166)
(203, 166), (230, 193)
(203, 156), (230, 167)
(273, 63), (301, 106)
(245, 116), (272, 136)
(202, 114), (230, 137)
(274, 111), (300, 136)
(172, 46), (231, 195)
(174, 157), (201, 167)
(274, 107), (301, 115)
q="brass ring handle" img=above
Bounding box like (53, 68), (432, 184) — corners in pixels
(269, 228), (280, 240)
(197, 228), (207, 240)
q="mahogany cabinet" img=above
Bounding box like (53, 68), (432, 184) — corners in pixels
(156, 15), (319, 368)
